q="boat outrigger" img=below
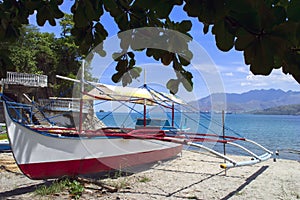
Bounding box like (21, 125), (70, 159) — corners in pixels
(0, 63), (273, 180)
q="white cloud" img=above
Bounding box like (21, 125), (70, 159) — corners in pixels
(224, 72), (234, 76)
(239, 69), (299, 91)
(245, 69), (295, 83)
(192, 64), (221, 75)
(241, 81), (268, 87)
(236, 66), (249, 74)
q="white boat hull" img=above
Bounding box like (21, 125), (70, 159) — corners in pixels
(3, 102), (182, 179)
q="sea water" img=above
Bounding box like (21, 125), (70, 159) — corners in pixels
(96, 112), (300, 161)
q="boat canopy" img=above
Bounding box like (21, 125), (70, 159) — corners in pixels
(83, 83), (185, 106)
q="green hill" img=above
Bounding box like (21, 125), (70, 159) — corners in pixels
(251, 104), (300, 115)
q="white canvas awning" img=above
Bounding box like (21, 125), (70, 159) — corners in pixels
(83, 83), (185, 106)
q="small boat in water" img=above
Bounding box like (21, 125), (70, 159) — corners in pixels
(0, 139), (10, 151)
(0, 123), (10, 151)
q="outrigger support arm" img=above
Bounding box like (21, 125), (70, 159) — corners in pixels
(161, 135), (273, 170)
(218, 138), (273, 169)
(187, 140), (273, 169)
(220, 153), (272, 169)
(186, 141), (237, 165)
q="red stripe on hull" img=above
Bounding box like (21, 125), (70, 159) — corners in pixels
(19, 145), (182, 180)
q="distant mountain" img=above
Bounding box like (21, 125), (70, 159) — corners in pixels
(189, 89), (300, 113)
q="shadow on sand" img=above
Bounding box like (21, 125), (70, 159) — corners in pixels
(0, 181), (52, 199)
(117, 165), (269, 199)
(220, 165), (269, 200)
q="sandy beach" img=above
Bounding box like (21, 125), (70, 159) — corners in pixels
(0, 150), (299, 200)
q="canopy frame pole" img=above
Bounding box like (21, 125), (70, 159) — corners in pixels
(143, 68), (147, 127)
(79, 60), (85, 133)
(222, 110), (227, 175)
(172, 103), (174, 127)
(143, 100), (146, 127)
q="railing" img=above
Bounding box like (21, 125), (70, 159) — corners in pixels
(0, 71), (48, 87)
(37, 99), (89, 113)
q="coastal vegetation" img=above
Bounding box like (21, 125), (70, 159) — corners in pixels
(0, 133), (8, 140)
(251, 104), (300, 115)
(35, 178), (84, 199)
(0, 14), (81, 97)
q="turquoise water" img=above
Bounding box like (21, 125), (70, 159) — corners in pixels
(96, 112), (300, 161)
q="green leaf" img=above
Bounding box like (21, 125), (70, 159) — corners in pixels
(167, 79), (179, 94)
(249, 37), (274, 75)
(183, 0), (202, 17)
(297, 24), (300, 46)
(129, 67), (141, 79)
(227, 0), (252, 13)
(118, 0), (130, 10)
(272, 6), (286, 25)
(147, 49), (164, 61)
(273, 55), (283, 69)
(161, 53), (173, 66)
(103, 0), (122, 17)
(50, 2), (64, 19)
(178, 20), (192, 33)
(203, 23), (209, 34)
(48, 18), (56, 26)
(116, 60), (128, 72)
(94, 23), (108, 45)
(231, 12), (261, 31)
(132, 0), (159, 9)
(122, 72), (132, 86)
(181, 78), (193, 92)
(115, 13), (129, 30)
(85, 0), (97, 21)
(103, 0), (118, 11)
(97, 49), (107, 57)
(212, 20), (234, 51)
(112, 72), (123, 83)
(153, 2), (173, 19)
(235, 28), (256, 51)
(36, 7), (48, 26)
(129, 58), (135, 68)
(287, 0), (300, 22)
(74, 6), (89, 28)
(120, 34), (131, 50)
(127, 52), (135, 59)
(178, 55), (190, 66)
(112, 52), (123, 61)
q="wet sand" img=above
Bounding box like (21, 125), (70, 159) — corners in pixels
(0, 150), (299, 199)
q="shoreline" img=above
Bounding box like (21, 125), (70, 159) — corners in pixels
(1, 150), (299, 199)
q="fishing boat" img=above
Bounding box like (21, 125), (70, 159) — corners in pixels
(0, 139), (10, 151)
(1, 62), (273, 180)
(2, 97), (186, 180)
(1, 81), (187, 180)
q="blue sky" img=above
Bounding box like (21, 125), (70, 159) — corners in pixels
(29, 2), (300, 98)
